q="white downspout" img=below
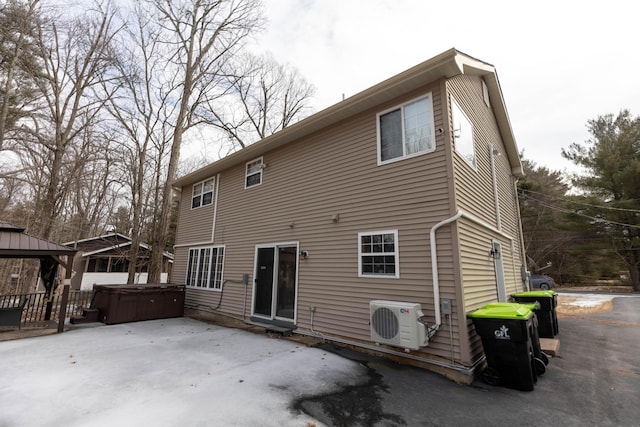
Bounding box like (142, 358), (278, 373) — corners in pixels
(429, 210), (463, 334)
(429, 209), (513, 334)
(489, 144), (501, 231)
(211, 173), (221, 242)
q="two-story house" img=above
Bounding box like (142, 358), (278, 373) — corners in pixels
(171, 48), (527, 382)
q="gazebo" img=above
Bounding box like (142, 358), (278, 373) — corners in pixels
(0, 221), (77, 331)
(0, 221), (77, 294)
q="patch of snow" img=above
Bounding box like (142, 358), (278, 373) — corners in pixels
(557, 292), (631, 308)
(0, 318), (367, 427)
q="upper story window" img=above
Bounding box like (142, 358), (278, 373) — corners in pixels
(358, 230), (399, 278)
(192, 178), (215, 209)
(450, 97), (476, 169)
(377, 94), (436, 164)
(245, 157), (263, 188)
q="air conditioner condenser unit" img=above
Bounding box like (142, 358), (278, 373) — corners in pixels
(370, 300), (428, 351)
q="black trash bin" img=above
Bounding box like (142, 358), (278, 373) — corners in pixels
(468, 303), (543, 391)
(485, 302), (549, 368)
(512, 290), (558, 338)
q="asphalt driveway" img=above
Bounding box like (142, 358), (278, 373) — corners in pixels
(1, 294), (638, 426)
(298, 295), (640, 426)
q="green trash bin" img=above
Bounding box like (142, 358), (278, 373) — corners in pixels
(468, 304), (543, 391)
(484, 302), (549, 368)
(512, 290), (558, 338)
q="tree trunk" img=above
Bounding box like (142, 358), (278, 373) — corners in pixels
(629, 264), (640, 292)
(147, 119), (184, 284)
(39, 142), (63, 239)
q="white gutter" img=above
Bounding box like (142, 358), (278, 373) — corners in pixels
(211, 173), (221, 242)
(430, 211), (464, 332)
(429, 209), (514, 332)
(489, 144), (502, 231)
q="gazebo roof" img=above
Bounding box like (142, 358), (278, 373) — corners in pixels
(0, 221), (77, 258)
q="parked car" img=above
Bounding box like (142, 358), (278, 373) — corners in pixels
(530, 274), (556, 290)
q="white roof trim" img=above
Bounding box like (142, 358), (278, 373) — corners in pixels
(62, 232), (131, 246)
(82, 242), (132, 257)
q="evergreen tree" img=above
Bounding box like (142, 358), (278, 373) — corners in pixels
(562, 110), (640, 290)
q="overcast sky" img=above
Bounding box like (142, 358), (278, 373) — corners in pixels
(247, 0), (639, 174)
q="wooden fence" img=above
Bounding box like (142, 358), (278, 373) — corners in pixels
(0, 290), (93, 327)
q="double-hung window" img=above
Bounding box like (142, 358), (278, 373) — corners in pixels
(358, 230), (399, 278)
(192, 178), (215, 209)
(377, 94), (436, 164)
(245, 158), (263, 188)
(186, 246), (225, 290)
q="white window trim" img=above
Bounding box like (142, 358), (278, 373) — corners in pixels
(245, 157), (264, 189)
(376, 93), (437, 166)
(251, 241), (300, 322)
(451, 97), (477, 170)
(185, 245), (225, 291)
(191, 177), (215, 209)
(358, 229), (400, 278)
(482, 79), (490, 107)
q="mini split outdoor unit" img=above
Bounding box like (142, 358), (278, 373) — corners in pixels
(369, 300), (428, 351)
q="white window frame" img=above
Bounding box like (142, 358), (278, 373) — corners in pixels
(376, 94), (436, 165)
(482, 79), (490, 107)
(185, 246), (225, 290)
(191, 177), (215, 209)
(451, 97), (477, 170)
(358, 230), (399, 278)
(245, 157), (263, 189)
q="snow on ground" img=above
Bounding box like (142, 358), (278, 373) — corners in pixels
(0, 318), (367, 427)
(558, 292), (637, 308)
(557, 292), (632, 308)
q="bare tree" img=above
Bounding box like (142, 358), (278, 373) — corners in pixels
(205, 52), (315, 149)
(0, 0), (42, 150)
(62, 129), (125, 242)
(27, 2), (122, 238)
(105, 2), (175, 283)
(145, 0), (264, 283)
(0, 169), (22, 216)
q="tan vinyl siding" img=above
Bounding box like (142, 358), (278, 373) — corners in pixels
(445, 75), (526, 364)
(174, 62), (525, 372)
(447, 75), (525, 299)
(174, 82), (467, 361)
(457, 218), (517, 362)
(173, 180), (216, 246)
(448, 76), (501, 226)
(458, 220), (499, 310)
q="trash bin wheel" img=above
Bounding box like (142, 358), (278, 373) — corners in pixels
(534, 357), (546, 376)
(540, 351), (550, 365)
(483, 367), (501, 386)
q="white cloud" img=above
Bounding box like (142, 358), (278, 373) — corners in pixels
(253, 0), (640, 173)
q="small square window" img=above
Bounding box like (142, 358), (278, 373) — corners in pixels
(358, 230), (399, 278)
